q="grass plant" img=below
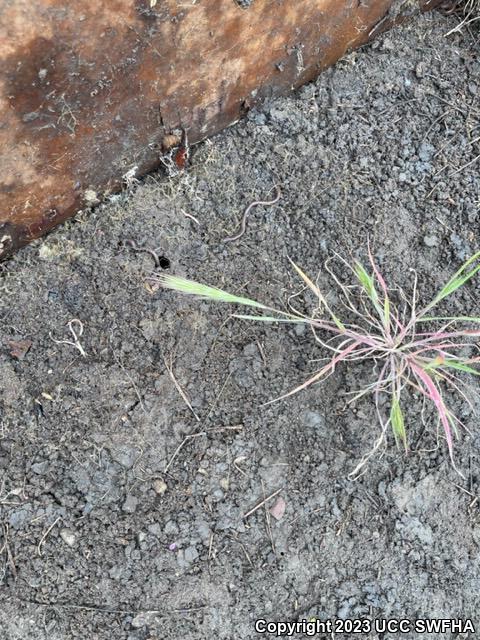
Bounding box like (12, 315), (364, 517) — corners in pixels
(155, 249), (480, 474)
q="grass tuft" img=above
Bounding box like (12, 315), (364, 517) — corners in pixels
(156, 251), (480, 475)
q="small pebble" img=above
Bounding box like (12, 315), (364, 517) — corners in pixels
(423, 235), (438, 248)
(122, 495), (138, 514)
(184, 545), (199, 564)
(31, 460), (49, 475)
(153, 478), (167, 495)
(147, 523), (162, 536)
(164, 520), (178, 535)
(269, 496), (286, 521)
(301, 410), (325, 430)
(60, 529), (77, 547)
(415, 61), (426, 78)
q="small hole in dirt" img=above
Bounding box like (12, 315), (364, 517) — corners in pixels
(158, 256), (170, 270)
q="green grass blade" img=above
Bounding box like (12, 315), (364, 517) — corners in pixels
(355, 260), (390, 326)
(443, 361), (480, 376)
(427, 251), (480, 311)
(354, 262), (378, 304)
(424, 358), (480, 376)
(390, 396), (407, 452)
(157, 274), (268, 310)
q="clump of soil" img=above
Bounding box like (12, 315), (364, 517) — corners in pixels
(0, 11), (479, 640)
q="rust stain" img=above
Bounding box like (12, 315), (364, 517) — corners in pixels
(0, 0), (443, 259)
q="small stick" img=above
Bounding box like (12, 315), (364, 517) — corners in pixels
(243, 487), (283, 519)
(163, 355), (200, 422)
(173, 605), (207, 614)
(451, 152), (480, 176)
(164, 432), (205, 474)
(233, 455), (249, 478)
(49, 319), (87, 358)
(21, 599), (207, 615)
(223, 185), (281, 243)
(164, 425), (242, 474)
(116, 359), (146, 414)
(453, 483), (474, 498)
(181, 209), (200, 225)
(124, 239), (161, 268)
(37, 517), (61, 556)
(256, 339), (267, 365)
(226, 534), (254, 568)
(201, 372), (232, 424)
(262, 479), (276, 557)
(0, 524), (16, 578)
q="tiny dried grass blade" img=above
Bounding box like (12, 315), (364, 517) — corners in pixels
(263, 365), (331, 405)
(384, 296), (391, 331)
(289, 258), (345, 330)
(157, 274), (268, 310)
(288, 257), (321, 299)
(233, 314), (306, 324)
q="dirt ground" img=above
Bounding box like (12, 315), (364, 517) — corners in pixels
(1, 9), (480, 640)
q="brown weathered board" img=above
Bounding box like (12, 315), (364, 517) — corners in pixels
(0, 0), (441, 258)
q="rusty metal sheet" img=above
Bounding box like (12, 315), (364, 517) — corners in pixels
(0, 0), (441, 258)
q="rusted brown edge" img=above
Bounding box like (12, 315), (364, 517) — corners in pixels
(0, 0), (445, 260)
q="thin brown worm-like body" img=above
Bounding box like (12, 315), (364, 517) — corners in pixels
(223, 185), (282, 243)
(123, 239), (161, 267)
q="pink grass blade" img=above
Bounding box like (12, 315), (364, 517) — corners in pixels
(264, 340), (362, 405)
(417, 316), (480, 326)
(410, 362), (463, 475)
(403, 330), (480, 351)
